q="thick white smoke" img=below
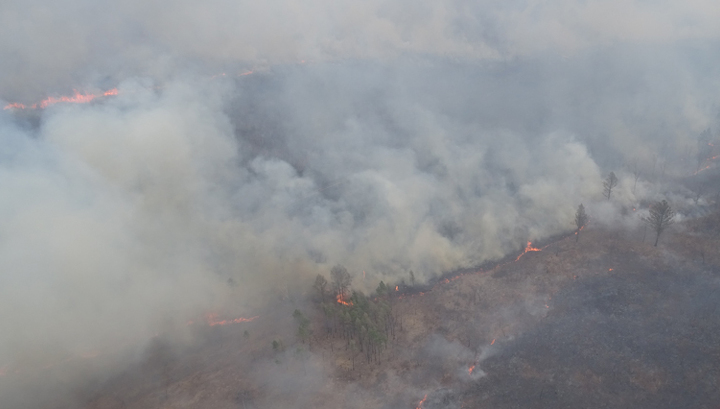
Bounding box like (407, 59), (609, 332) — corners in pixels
(0, 81), (243, 363)
(2, 0), (720, 406)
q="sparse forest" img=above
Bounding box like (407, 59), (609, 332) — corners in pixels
(306, 267), (401, 366)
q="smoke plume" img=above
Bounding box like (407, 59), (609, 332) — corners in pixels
(2, 0), (720, 406)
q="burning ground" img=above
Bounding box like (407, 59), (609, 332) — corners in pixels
(53, 210), (720, 409)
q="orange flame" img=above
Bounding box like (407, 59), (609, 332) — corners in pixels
(205, 313), (258, 327)
(3, 102), (26, 110)
(336, 293), (352, 306)
(694, 155), (719, 175)
(416, 394), (428, 409)
(515, 241), (541, 261)
(38, 90), (97, 108)
(395, 285), (399, 291)
(468, 364), (476, 375)
(4, 88), (119, 110)
(491, 338), (495, 345)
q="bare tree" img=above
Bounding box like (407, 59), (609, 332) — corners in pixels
(603, 172), (619, 200)
(330, 264), (352, 299)
(574, 204), (589, 242)
(313, 274), (328, 302)
(642, 200), (675, 247)
(692, 181), (707, 205)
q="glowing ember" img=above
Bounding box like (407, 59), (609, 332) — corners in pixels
(491, 338), (496, 345)
(395, 285), (399, 291)
(205, 313), (258, 326)
(468, 364), (476, 374)
(608, 268), (613, 271)
(694, 155), (719, 175)
(416, 394), (428, 409)
(515, 241), (541, 261)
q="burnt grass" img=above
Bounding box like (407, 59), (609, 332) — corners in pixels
(467, 267), (720, 409)
(78, 217), (720, 409)
(401, 220), (720, 409)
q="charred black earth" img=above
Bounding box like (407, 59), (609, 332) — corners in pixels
(420, 228), (720, 409)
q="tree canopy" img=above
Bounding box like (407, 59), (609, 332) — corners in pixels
(330, 264), (352, 298)
(642, 200), (675, 246)
(603, 172), (618, 200)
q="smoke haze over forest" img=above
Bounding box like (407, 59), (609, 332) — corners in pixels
(2, 0), (720, 407)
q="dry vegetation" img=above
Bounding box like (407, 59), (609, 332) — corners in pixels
(80, 209), (720, 409)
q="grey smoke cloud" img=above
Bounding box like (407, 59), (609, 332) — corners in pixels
(2, 0), (720, 406)
(2, 0), (720, 100)
(0, 81), (240, 363)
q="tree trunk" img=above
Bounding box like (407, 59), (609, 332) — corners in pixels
(654, 232), (660, 247)
(642, 225), (647, 243)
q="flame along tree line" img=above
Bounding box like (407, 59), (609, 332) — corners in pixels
(309, 265), (399, 366)
(288, 176), (678, 361)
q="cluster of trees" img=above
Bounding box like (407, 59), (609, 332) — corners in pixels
(573, 172), (677, 246)
(311, 266), (399, 366)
